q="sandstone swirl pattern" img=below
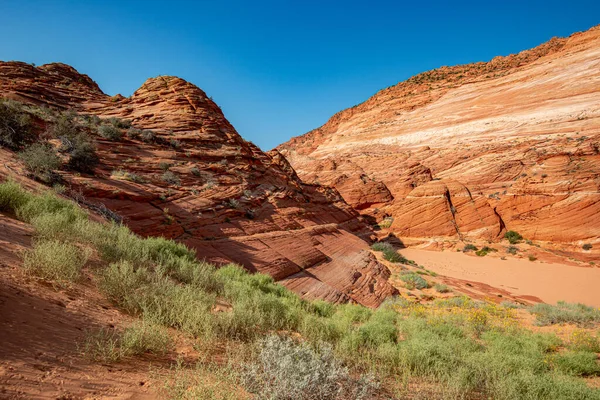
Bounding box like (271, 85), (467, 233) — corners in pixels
(278, 26), (600, 260)
(0, 62), (397, 306)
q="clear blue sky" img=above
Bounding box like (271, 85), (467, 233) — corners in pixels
(1, 1), (598, 150)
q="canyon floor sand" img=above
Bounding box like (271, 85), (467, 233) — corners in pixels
(401, 248), (600, 307)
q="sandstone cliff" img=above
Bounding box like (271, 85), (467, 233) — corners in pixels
(0, 61), (397, 306)
(278, 26), (600, 260)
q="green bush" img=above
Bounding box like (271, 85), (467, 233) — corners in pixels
(371, 242), (394, 252)
(23, 239), (89, 282)
(66, 133), (98, 173)
(434, 283), (451, 293)
(80, 328), (123, 363)
(120, 320), (172, 356)
(107, 117), (131, 129)
(98, 124), (122, 141)
(18, 143), (61, 182)
(530, 301), (600, 326)
(475, 246), (497, 257)
(162, 171), (180, 186)
(382, 248), (405, 263)
(507, 245), (518, 255)
(505, 230), (523, 244)
(0, 99), (33, 149)
(400, 272), (429, 290)
(0, 180), (30, 212)
(552, 351), (600, 376)
(463, 244), (478, 252)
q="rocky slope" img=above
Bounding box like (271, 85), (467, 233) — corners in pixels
(0, 61), (396, 307)
(278, 25), (600, 261)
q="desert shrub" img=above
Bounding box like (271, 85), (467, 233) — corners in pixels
(23, 239), (89, 282)
(50, 111), (80, 139)
(126, 127), (142, 139)
(98, 124), (122, 141)
(66, 133), (98, 173)
(0, 180), (31, 212)
(400, 272), (429, 290)
(169, 139), (181, 149)
(434, 283), (451, 293)
(141, 130), (156, 142)
(530, 301), (600, 326)
(582, 243), (593, 250)
(371, 242), (394, 252)
(463, 244), (478, 252)
(15, 190), (85, 223)
(0, 99), (33, 149)
(159, 162), (171, 171)
(120, 320), (172, 356)
(190, 166), (201, 176)
(382, 248), (405, 263)
(18, 143), (61, 182)
(505, 230), (523, 244)
(107, 117), (131, 129)
(528, 254), (537, 261)
(506, 245), (518, 255)
(111, 169), (145, 183)
(377, 217), (393, 228)
(80, 328), (123, 363)
(240, 335), (378, 400)
(162, 171), (180, 186)
(568, 330), (600, 353)
(475, 246), (497, 257)
(552, 351), (600, 376)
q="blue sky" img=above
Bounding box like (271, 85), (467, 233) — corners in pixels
(1, 1), (598, 150)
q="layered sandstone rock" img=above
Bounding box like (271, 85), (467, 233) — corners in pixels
(0, 62), (397, 306)
(278, 25), (600, 259)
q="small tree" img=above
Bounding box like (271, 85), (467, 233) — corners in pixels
(18, 143), (61, 182)
(0, 99), (33, 149)
(504, 230), (523, 244)
(67, 133), (99, 173)
(98, 124), (122, 141)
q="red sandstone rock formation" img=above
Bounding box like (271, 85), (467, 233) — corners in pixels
(0, 62), (397, 306)
(278, 25), (600, 260)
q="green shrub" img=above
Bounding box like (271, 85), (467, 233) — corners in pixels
(66, 133), (98, 173)
(552, 351), (600, 376)
(507, 245), (518, 255)
(400, 272), (429, 290)
(382, 248), (405, 263)
(475, 246), (497, 257)
(80, 328), (123, 363)
(239, 335), (379, 400)
(0, 180), (31, 212)
(98, 124), (122, 141)
(568, 330), (600, 352)
(111, 169), (145, 183)
(159, 162), (171, 171)
(582, 243), (593, 250)
(126, 127), (142, 139)
(377, 217), (393, 229)
(371, 242), (394, 252)
(23, 239), (89, 282)
(162, 171), (180, 186)
(434, 283), (451, 293)
(530, 301), (600, 326)
(50, 111), (80, 139)
(505, 230), (523, 244)
(120, 320), (172, 356)
(0, 99), (33, 149)
(141, 130), (156, 142)
(107, 117), (131, 129)
(18, 143), (61, 182)
(463, 244), (478, 252)
(528, 254), (537, 261)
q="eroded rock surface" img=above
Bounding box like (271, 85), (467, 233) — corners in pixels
(278, 25), (600, 259)
(0, 62), (397, 306)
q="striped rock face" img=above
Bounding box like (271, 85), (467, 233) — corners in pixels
(0, 62), (397, 307)
(278, 25), (600, 262)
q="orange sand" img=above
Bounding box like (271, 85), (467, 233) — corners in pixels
(400, 249), (600, 307)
